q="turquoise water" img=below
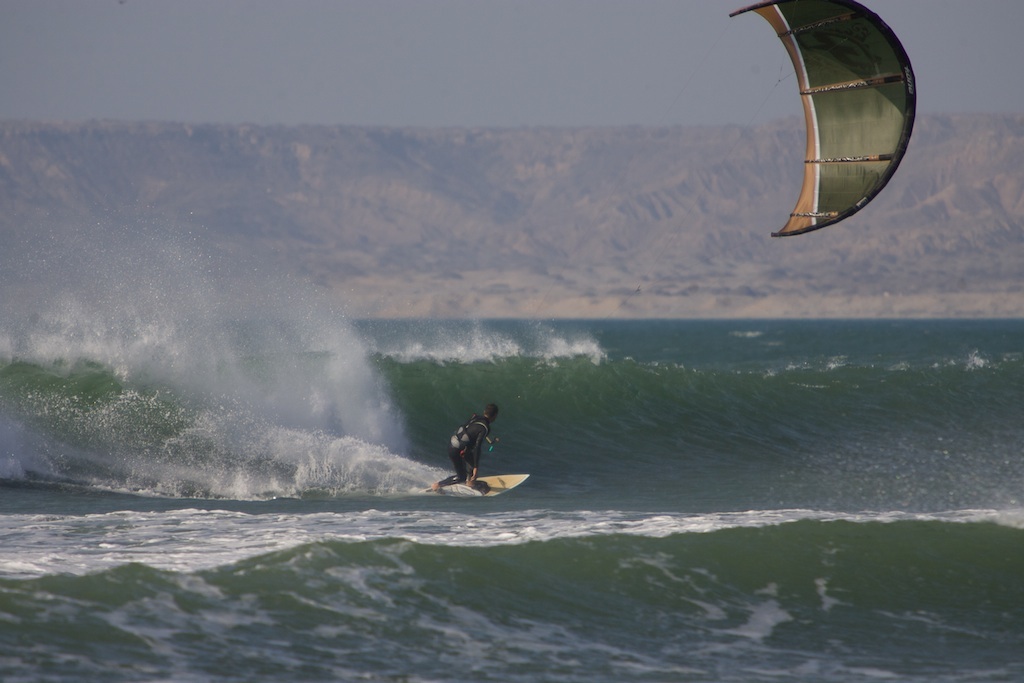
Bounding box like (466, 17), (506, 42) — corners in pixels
(2, 312), (1023, 681)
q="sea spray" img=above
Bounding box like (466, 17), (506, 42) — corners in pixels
(0, 221), (419, 497)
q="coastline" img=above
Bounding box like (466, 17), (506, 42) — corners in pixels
(328, 270), (1024, 319)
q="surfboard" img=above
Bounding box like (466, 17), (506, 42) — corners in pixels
(430, 474), (530, 497)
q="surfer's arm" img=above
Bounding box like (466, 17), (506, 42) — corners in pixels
(465, 436), (483, 482)
(465, 445), (480, 482)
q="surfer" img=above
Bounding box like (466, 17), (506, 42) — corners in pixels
(431, 403), (498, 493)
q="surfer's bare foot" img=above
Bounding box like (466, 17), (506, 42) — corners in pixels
(430, 482), (440, 491)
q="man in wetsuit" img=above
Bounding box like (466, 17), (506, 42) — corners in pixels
(431, 403), (498, 493)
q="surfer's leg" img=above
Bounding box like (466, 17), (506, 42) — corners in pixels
(433, 449), (468, 489)
(450, 449), (468, 483)
(434, 474), (462, 489)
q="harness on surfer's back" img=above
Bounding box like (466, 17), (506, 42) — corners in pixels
(450, 414), (489, 453)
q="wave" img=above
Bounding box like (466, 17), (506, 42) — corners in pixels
(0, 244), (607, 500)
(3, 513), (1023, 682)
(381, 334), (1024, 509)
(0, 356), (439, 498)
(0, 230), (423, 498)
(5, 504), (1022, 578)
(4, 318), (1023, 509)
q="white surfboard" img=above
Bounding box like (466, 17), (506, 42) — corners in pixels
(430, 474), (530, 497)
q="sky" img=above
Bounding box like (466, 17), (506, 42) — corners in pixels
(2, 0), (1022, 128)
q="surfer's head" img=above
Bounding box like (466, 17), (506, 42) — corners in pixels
(484, 403), (499, 421)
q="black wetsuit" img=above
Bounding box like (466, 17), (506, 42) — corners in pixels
(436, 414), (491, 489)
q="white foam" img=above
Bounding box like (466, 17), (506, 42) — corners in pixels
(965, 349), (989, 371)
(367, 321), (606, 365)
(2, 506), (1015, 580)
(721, 596), (794, 641)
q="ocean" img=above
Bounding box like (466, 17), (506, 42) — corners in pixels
(2, 308), (1023, 681)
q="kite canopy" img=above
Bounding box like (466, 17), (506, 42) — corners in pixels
(731, 0), (916, 236)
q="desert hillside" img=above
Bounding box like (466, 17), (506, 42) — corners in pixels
(2, 115), (1022, 317)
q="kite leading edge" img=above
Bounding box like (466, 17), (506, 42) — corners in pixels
(730, 0), (916, 236)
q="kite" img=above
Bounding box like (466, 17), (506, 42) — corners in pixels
(731, 0), (916, 236)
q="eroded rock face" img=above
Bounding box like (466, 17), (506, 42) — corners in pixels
(3, 115), (1022, 317)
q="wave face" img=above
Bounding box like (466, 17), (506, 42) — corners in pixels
(368, 318), (1024, 512)
(7, 317), (1021, 508)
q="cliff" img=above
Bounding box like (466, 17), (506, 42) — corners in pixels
(2, 115), (1022, 317)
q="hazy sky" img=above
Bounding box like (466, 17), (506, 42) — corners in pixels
(2, 0), (1022, 128)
